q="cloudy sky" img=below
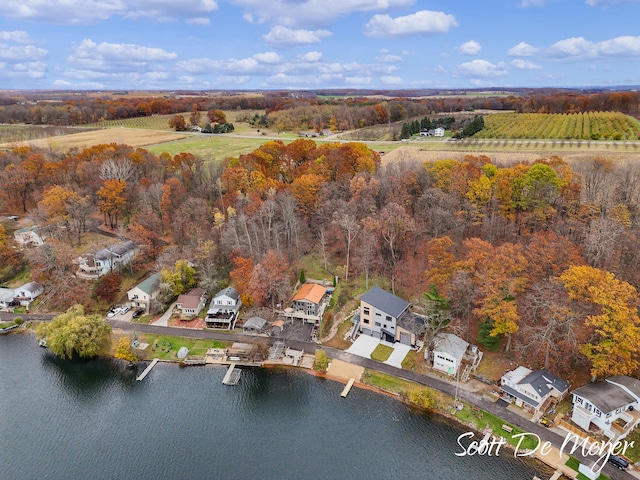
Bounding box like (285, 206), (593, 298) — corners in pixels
(0, 0), (639, 90)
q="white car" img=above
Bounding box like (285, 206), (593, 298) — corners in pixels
(120, 306), (131, 315)
(107, 307), (122, 318)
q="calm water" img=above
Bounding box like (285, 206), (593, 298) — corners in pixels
(0, 334), (551, 480)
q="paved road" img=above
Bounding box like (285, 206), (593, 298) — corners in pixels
(3, 313), (634, 479)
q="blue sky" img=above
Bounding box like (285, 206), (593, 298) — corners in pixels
(0, 0), (639, 90)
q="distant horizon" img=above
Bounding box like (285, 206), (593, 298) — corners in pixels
(1, 1), (640, 91)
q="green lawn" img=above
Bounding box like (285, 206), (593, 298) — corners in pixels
(361, 369), (420, 396)
(370, 344), (394, 362)
(139, 333), (230, 361)
(147, 135), (274, 159)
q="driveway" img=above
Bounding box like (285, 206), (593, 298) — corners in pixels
(345, 334), (379, 358)
(153, 302), (176, 327)
(384, 342), (411, 368)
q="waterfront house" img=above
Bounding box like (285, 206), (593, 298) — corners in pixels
(501, 367), (569, 413)
(76, 240), (136, 279)
(205, 286), (241, 329)
(357, 286), (411, 344)
(0, 288), (15, 308)
(284, 283), (328, 325)
(127, 272), (161, 314)
(13, 282), (44, 306)
(430, 333), (469, 377)
(571, 375), (640, 440)
(175, 288), (206, 317)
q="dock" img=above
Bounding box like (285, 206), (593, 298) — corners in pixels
(222, 363), (241, 385)
(341, 378), (356, 397)
(136, 358), (159, 381)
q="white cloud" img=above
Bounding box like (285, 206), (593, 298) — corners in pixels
(381, 75), (403, 84)
(298, 51), (323, 62)
(232, 0), (414, 28)
(365, 10), (458, 38)
(457, 59), (508, 77)
(545, 35), (640, 60)
(345, 76), (372, 85)
(508, 41), (539, 56)
(0, 0), (218, 24)
(376, 54), (403, 62)
(0, 31), (32, 44)
(264, 26), (332, 47)
(186, 17), (211, 26)
(253, 52), (283, 64)
(0, 44), (48, 62)
(68, 39), (176, 71)
(520, 0), (548, 6)
(458, 40), (481, 55)
(548, 36), (592, 57)
(511, 59), (542, 69)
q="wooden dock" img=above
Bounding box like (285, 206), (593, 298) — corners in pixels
(136, 358), (159, 381)
(341, 378), (355, 397)
(222, 363), (241, 385)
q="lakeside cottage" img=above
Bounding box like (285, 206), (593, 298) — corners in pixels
(127, 272), (161, 314)
(283, 283), (328, 325)
(571, 375), (640, 440)
(500, 367), (569, 414)
(205, 287), (242, 329)
(0, 287), (15, 308)
(13, 282), (44, 306)
(175, 288), (206, 317)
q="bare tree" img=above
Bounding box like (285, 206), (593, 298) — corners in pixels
(332, 209), (360, 282)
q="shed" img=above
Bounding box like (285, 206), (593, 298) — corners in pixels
(243, 317), (267, 334)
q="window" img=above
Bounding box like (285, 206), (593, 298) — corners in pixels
(363, 307), (370, 315)
(375, 322), (381, 327)
(363, 319), (370, 325)
(383, 324), (387, 329)
(386, 315), (391, 321)
(375, 312), (381, 316)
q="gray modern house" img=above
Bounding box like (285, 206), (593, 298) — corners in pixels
(357, 286), (411, 343)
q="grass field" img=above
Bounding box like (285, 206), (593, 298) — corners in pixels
(2, 127), (189, 150)
(147, 135), (279, 158)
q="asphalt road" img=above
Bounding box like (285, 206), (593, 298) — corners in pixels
(3, 313), (634, 479)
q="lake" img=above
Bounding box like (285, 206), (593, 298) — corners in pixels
(0, 334), (552, 479)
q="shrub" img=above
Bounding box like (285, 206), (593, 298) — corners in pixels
(14, 317), (23, 325)
(314, 349), (329, 373)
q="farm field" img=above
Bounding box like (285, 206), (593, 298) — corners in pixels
(478, 112), (640, 140)
(0, 125), (99, 145)
(84, 109), (266, 132)
(1, 128), (189, 150)
(147, 134), (293, 158)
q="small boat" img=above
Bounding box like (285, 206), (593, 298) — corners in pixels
(38, 337), (47, 347)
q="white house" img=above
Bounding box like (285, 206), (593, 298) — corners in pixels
(175, 288), (206, 317)
(127, 272), (161, 314)
(205, 287), (242, 329)
(13, 225), (47, 247)
(76, 240), (136, 279)
(13, 282), (44, 306)
(571, 375), (640, 440)
(0, 288), (15, 308)
(430, 333), (469, 376)
(357, 286), (411, 343)
(501, 367), (569, 413)
(434, 127), (445, 137)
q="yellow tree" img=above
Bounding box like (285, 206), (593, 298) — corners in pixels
(560, 265), (640, 379)
(97, 179), (126, 229)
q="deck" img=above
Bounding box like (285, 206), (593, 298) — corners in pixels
(222, 363), (241, 385)
(136, 358), (159, 381)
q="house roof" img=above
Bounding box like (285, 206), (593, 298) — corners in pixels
(397, 312), (425, 334)
(293, 283), (326, 304)
(244, 317), (267, 330)
(17, 282), (42, 294)
(215, 286), (239, 301)
(572, 381), (637, 413)
(520, 369), (569, 397)
(607, 376), (640, 399)
(95, 240), (135, 260)
(0, 288), (14, 303)
(503, 366), (533, 385)
(433, 333), (469, 361)
(133, 272), (161, 295)
(360, 286), (410, 318)
(177, 288), (205, 310)
(502, 384), (540, 408)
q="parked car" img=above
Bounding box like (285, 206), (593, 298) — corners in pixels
(132, 308), (144, 318)
(120, 305), (131, 315)
(607, 454), (629, 470)
(107, 307), (121, 318)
